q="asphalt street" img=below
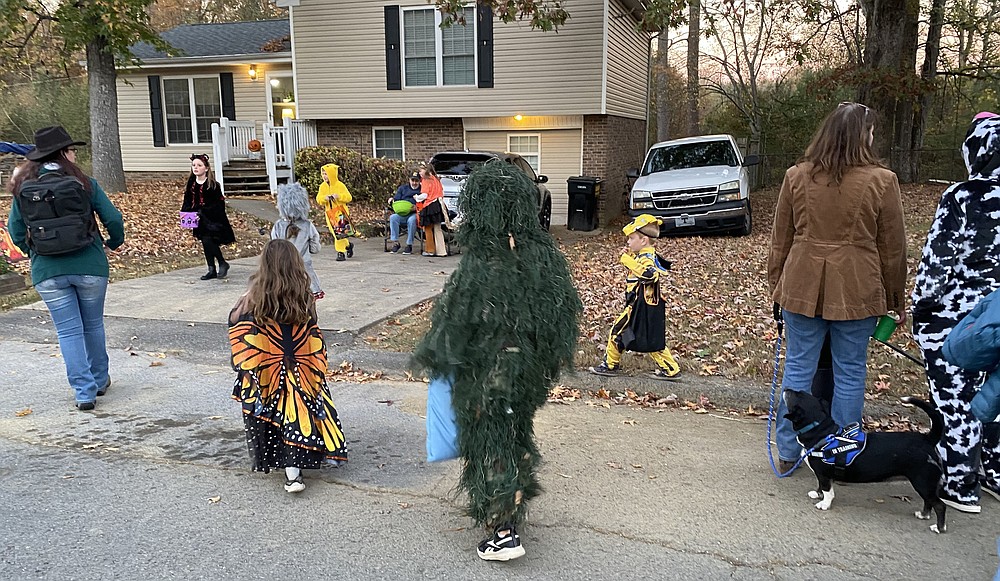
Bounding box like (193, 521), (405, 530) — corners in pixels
(0, 234), (997, 580)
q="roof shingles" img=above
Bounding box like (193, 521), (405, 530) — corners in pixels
(130, 19), (290, 60)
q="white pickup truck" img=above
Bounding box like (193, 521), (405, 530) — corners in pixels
(626, 134), (759, 236)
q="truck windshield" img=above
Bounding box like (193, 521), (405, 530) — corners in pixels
(431, 154), (494, 176)
(642, 141), (738, 175)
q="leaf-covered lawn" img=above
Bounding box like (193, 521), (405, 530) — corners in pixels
(369, 182), (946, 399)
(1, 178), (946, 398)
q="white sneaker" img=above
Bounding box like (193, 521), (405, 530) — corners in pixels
(477, 525), (525, 561)
(284, 476), (305, 493)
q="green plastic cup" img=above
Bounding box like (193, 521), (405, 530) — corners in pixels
(871, 314), (899, 342)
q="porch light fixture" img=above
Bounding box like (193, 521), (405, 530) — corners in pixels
(248, 64), (258, 81)
(513, 114), (523, 121)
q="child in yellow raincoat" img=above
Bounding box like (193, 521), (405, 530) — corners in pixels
(589, 214), (681, 381)
(316, 163), (355, 261)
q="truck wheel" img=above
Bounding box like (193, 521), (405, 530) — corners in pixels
(738, 201), (752, 236)
(539, 200), (552, 231)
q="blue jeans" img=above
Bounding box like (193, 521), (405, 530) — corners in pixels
(389, 212), (417, 246)
(35, 275), (110, 404)
(775, 310), (877, 460)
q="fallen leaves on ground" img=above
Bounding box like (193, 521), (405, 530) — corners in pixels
(370, 183), (943, 400)
(14, 407), (32, 417)
(327, 360), (383, 383)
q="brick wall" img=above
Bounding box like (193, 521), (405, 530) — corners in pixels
(316, 118), (465, 164)
(582, 114), (646, 226)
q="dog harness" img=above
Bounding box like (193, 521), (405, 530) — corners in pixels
(809, 423), (867, 468)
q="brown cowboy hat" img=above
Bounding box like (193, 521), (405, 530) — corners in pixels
(26, 126), (86, 161)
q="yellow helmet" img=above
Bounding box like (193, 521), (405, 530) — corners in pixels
(623, 214), (662, 237)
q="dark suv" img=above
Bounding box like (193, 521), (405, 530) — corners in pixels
(429, 151), (553, 230)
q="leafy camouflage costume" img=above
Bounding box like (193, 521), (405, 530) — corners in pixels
(412, 161), (581, 528)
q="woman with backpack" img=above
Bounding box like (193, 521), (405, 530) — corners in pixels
(5, 126), (125, 411)
(181, 154), (235, 280)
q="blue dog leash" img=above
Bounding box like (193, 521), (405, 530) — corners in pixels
(766, 306), (808, 478)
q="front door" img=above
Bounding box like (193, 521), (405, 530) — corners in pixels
(267, 75), (296, 126)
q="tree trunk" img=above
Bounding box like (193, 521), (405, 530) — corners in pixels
(911, 0), (946, 182)
(655, 39), (670, 142)
(857, 0), (919, 182)
(686, 0), (700, 136)
(87, 36), (127, 193)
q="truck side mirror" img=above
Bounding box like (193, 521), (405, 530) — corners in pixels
(626, 168), (640, 179)
(536, 175), (548, 184)
(743, 154), (760, 166)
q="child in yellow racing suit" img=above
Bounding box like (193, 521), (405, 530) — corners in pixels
(316, 163), (355, 261)
(589, 214), (681, 380)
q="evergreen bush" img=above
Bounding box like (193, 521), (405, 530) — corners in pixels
(294, 146), (411, 204)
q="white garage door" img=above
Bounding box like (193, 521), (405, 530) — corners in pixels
(465, 129), (582, 226)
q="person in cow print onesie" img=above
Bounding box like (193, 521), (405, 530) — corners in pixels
(912, 113), (1000, 514)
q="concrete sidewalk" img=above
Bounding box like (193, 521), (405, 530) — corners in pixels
(14, 234), (458, 335)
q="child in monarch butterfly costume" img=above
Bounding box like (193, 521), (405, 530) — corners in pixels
(316, 163), (355, 262)
(229, 239), (347, 494)
(411, 161), (581, 561)
(589, 214), (681, 380)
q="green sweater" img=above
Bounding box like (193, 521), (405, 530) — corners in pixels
(7, 176), (125, 285)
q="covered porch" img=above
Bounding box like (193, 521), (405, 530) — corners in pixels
(210, 117), (317, 195)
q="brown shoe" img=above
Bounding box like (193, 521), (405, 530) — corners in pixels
(778, 460), (798, 474)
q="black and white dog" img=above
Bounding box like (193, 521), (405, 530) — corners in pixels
(783, 390), (947, 533)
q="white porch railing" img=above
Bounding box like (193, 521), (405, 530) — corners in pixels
(210, 121), (229, 191)
(225, 118), (257, 160)
(214, 117), (318, 194)
(263, 120), (318, 192)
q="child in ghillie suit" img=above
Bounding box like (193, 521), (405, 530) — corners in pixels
(271, 182), (323, 299)
(411, 161), (581, 561)
(589, 214), (681, 380)
(316, 163), (355, 262)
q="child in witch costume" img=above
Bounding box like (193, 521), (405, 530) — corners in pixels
(411, 161), (581, 561)
(316, 163), (355, 262)
(589, 214), (681, 380)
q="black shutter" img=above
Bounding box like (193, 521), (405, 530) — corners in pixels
(220, 72), (236, 120)
(477, 4), (494, 88)
(385, 6), (402, 90)
(148, 75), (165, 147)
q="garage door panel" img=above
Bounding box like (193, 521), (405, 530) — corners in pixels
(465, 129), (582, 226)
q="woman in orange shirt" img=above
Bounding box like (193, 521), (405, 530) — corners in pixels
(415, 164), (448, 257)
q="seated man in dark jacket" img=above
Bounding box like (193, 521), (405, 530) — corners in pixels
(388, 172), (420, 254)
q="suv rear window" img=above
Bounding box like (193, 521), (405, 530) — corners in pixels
(431, 153), (499, 176)
(642, 141), (738, 175)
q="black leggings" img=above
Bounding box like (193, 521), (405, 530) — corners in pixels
(201, 237), (227, 269)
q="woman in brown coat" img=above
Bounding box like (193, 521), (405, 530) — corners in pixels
(768, 102), (907, 470)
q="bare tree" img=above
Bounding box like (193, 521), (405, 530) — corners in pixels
(655, 36), (672, 142)
(686, 0), (700, 136)
(700, 0), (795, 144)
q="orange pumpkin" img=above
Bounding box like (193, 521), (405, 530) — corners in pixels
(248, 139), (262, 152)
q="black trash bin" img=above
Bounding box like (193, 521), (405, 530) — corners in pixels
(567, 176), (602, 231)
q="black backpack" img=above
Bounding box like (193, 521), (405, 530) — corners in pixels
(16, 171), (96, 256)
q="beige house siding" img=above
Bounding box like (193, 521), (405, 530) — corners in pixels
(292, 0), (605, 119)
(465, 124), (582, 226)
(605, 0), (648, 120)
(117, 63), (291, 173)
